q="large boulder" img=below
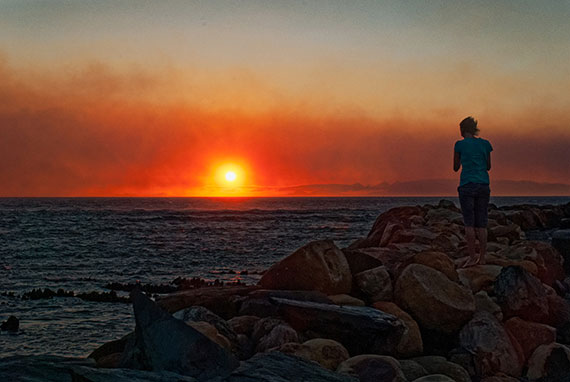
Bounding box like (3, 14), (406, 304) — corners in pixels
(354, 266), (393, 302)
(526, 343), (570, 381)
(493, 266), (550, 323)
(459, 311), (523, 378)
(342, 248), (384, 275)
(156, 285), (258, 317)
(224, 351), (358, 382)
(336, 355), (406, 382)
(273, 297), (405, 355)
(119, 290), (238, 380)
(237, 289), (332, 317)
(504, 317), (556, 361)
(260, 240), (352, 295)
(276, 339), (350, 370)
(373, 301), (423, 357)
(394, 264), (475, 334)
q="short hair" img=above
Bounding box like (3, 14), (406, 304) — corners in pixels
(460, 116), (479, 136)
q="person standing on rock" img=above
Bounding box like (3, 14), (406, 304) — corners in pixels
(454, 116), (493, 267)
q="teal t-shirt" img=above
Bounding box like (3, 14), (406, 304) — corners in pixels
(454, 137), (493, 186)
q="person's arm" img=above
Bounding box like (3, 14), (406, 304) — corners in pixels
(453, 151), (461, 172)
(486, 152), (491, 171)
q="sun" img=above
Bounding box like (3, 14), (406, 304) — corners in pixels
(225, 171), (237, 182)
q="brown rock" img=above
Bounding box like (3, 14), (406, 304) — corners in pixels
(364, 206), (427, 248)
(355, 266), (393, 302)
(546, 293), (570, 328)
(459, 311), (524, 377)
(504, 317), (556, 360)
(329, 294), (366, 306)
(489, 224), (523, 244)
(337, 355), (406, 382)
(156, 285), (259, 316)
(342, 248), (384, 275)
(227, 315), (260, 337)
(277, 339), (350, 370)
(527, 342), (570, 381)
(412, 251), (459, 282)
(389, 228), (438, 246)
(395, 264), (475, 334)
(485, 255), (538, 277)
(380, 222), (405, 247)
(425, 207), (463, 224)
(260, 240), (352, 295)
(373, 301), (423, 357)
(457, 265), (502, 294)
(497, 242), (564, 286)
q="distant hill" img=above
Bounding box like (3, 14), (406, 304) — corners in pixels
(277, 179), (570, 196)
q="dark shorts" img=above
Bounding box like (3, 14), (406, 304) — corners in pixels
(458, 183), (490, 228)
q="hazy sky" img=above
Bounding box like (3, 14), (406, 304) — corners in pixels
(1, 0), (569, 196)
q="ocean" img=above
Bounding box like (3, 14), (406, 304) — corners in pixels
(1, 196), (569, 358)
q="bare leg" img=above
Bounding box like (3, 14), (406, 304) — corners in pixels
(476, 227), (487, 265)
(462, 227), (479, 267)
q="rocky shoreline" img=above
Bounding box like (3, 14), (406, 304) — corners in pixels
(2, 200), (570, 382)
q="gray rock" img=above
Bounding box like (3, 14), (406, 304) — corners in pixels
(411, 356), (471, 382)
(0, 315), (19, 332)
(119, 290), (238, 380)
(273, 297), (405, 355)
(459, 311), (522, 377)
(0, 355), (199, 381)
(413, 375), (456, 382)
(493, 265), (549, 323)
(0, 355), (95, 382)
(173, 305), (238, 347)
(221, 351), (358, 382)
